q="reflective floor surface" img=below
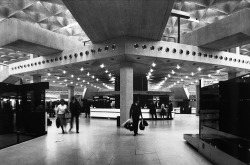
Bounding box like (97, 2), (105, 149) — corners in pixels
(0, 114), (213, 165)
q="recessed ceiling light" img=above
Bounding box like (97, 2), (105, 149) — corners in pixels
(168, 74), (171, 78)
(77, 78), (80, 80)
(87, 72), (90, 76)
(191, 72), (194, 76)
(216, 70), (220, 74)
(71, 75), (74, 78)
(105, 70), (108, 73)
(92, 75), (95, 79)
(48, 73), (51, 76)
(57, 77), (60, 80)
(185, 76), (189, 79)
(82, 80), (85, 82)
(45, 78), (47, 81)
(96, 78), (99, 81)
(53, 81), (55, 83)
(80, 67), (84, 71)
(208, 74), (211, 77)
(64, 79), (67, 82)
(150, 69), (153, 72)
(100, 64), (105, 68)
(108, 73), (112, 77)
(171, 70), (175, 74)
(197, 67), (202, 71)
(176, 65), (180, 69)
(63, 70), (66, 74)
(70, 82), (73, 84)
(87, 82), (90, 84)
(152, 63), (156, 67)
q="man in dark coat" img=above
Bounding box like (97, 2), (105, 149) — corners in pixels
(69, 96), (81, 133)
(167, 102), (173, 119)
(149, 101), (157, 119)
(130, 99), (143, 136)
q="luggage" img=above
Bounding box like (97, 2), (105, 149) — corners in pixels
(64, 112), (71, 119)
(143, 120), (148, 126)
(139, 121), (145, 130)
(47, 118), (52, 126)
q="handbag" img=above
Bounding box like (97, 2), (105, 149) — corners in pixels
(65, 112), (71, 119)
(143, 120), (148, 126)
(56, 117), (60, 128)
(139, 121), (145, 130)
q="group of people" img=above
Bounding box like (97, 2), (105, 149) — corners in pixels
(149, 101), (173, 120)
(160, 102), (173, 120)
(55, 96), (84, 134)
(129, 99), (174, 136)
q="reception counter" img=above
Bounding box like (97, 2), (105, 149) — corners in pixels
(90, 108), (176, 119)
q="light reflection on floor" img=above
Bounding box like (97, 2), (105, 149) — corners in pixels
(0, 114), (213, 165)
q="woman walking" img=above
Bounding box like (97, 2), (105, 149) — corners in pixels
(56, 99), (68, 134)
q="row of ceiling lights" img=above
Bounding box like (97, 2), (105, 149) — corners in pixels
(147, 61), (224, 89)
(44, 63), (114, 89)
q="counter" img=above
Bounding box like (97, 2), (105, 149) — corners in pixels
(90, 108), (175, 119)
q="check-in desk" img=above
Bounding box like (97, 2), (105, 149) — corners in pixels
(90, 108), (175, 119)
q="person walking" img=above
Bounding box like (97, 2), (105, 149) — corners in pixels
(56, 99), (67, 134)
(149, 101), (157, 119)
(160, 103), (167, 119)
(69, 96), (81, 133)
(85, 100), (90, 118)
(129, 98), (143, 136)
(167, 102), (173, 120)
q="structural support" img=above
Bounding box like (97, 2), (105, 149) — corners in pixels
(68, 85), (74, 107)
(228, 72), (237, 80)
(120, 62), (133, 126)
(195, 84), (200, 116)
(31, 74), (41, 83)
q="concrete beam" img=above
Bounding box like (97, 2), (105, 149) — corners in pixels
(125, 40), (250, 70)
(0, 18), (84, 56)
(181, 9), (250, 50)
(8, 41), (125, 75)
(8, 38), (250, 76)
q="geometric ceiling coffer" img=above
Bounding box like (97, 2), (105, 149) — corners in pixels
(181, 9), (250, 50)
(0, 18), (84, 56)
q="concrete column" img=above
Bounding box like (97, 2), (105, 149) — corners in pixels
(228, 72), (237, 80)
(68, 85), (74, 107)
(120, 62), (133, 126)
(31, 74), (41, 83)
(195, 84), (200, 116)
(229, 47), (240, 54)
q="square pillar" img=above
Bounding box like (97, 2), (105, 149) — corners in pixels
(68, 85), (75, 107)
(31, 74), (41, 83)
(228, 72), (237, 80)
(120, 62), (133, 125)
(195, 84), (200, 116)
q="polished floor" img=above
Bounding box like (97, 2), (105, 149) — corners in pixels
(0, 114), (213, 165)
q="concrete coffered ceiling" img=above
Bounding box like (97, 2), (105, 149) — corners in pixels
(1, 0), (250, 94)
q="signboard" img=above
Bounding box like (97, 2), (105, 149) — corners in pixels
(201, 78), (218, 87)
